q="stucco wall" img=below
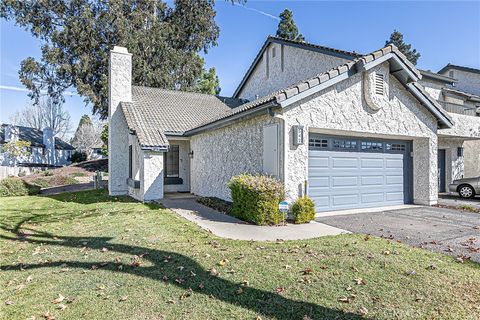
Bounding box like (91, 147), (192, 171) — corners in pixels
(438, 113), (480, 139)
(128, 134), (143, 201)
(419, 78), (445, 101)
(164, 139), (191, 193)
(282, 62), (439, 205)
(464, 140), (480, 178)
(439, 138), (465, 187)
(143, 151), (164, 201)
(0, 147), (71, 167)
(190, 114), (279, 201)
(238, 43), (350, 101)
(440, 69), (480, 96)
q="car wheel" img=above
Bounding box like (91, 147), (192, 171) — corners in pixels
(458, 185), (475, 199)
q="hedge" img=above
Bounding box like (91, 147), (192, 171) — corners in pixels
(0, 178), (41, 197)
(291, 196), (316, 224)
(227, 174), (285, 225)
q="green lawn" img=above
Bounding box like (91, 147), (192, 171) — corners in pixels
(0, 190), (479, 320)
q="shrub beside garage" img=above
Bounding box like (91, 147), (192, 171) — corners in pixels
(291, 196), (316, 224)
(228, 174), (285, 225)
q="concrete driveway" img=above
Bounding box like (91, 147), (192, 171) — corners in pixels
(438, 193), (480, 210)
(318, 206), (480, 263)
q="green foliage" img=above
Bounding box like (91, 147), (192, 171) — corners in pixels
(197, 196), (232, 214)
(0, 0), (242, 118)
(227, 174), (285, 225)
(195, 67), (221, 95)
(291, 196), (316, 224)
(385, 30), (421, 65)
(2, 140), (31, 159)
(43, 170), (54, 176)
(31, 177), (51, 188)
(0, 178), (40, 197)
(276, 8), (304, 42)
(71, 151), (87, 163)
(101, 123), (108, 156)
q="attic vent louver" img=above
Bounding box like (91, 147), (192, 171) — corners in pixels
(374, 73), (384, 95)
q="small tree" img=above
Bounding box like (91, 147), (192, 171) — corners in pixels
(385, 30), (421, 65)
(276, 9), (304, 42)
(71, 120), (103, 159)
(2, 140), (31, 166)
(100, 123), (108, 156)
(196, 67), (221, 95)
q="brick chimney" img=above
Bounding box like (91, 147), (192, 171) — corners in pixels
(108, 46), (132, 195)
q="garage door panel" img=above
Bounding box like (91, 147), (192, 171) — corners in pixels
(309, 146), (408, 213)
(361, 193), (385, 203)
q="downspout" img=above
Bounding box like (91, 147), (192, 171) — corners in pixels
(273, 112), (288, 189)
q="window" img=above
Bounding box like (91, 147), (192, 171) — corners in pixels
(164, 145), (179, 178)
(272, 46), (276, 58)
(386, 143), (406, 151)
(309, 138), (328, 149)
(449, 70), (454, 78)
(333, 139), (357, 150)
(375, 73), (384, 95)
(265, 49), (270, 78)
(361, 141), (383, 151)
(128, 145), (133, 179)
(281, 44), (285, 72)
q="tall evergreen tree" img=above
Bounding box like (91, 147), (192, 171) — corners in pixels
(385, 30), (421, 65)
(276, 8), (304, 42)
(0, 0), (241, 119)
(196, 67), (221, 95)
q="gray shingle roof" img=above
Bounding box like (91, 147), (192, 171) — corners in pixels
(120, 86), (245, 148)
(438, 64), (480, 75)
(419, 69), (457, 84)
(442, 87), (480, 102)
(0, 124), (74, 150)
(187, 44), (452, 133)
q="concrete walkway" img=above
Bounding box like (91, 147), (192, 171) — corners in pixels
(160, 196), (347, 241)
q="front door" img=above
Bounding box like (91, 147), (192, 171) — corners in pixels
(438, 149), (446, 193)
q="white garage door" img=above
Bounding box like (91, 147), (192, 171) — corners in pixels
(308, 136), (411, 213)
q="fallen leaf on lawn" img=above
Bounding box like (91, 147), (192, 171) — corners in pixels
(119, 296), (128, 302)
(167, 299), (176, 304)
(162, 275), (169, 281)
(364, 235), (371, 241)
(180, 289), (192, 300)
(352, 266), (359, 273)
(359, 307), (368, 316)
(415, 296), (424, 302)
(226, 269), (235, 274)
(96, 284), (106, 291)
(57, 304), (67, 311)
(52, 294), (65, 304)
(66, 297), (76, 304)
(256, 316), (262, 320)
(275, 287), (285, 293)
(101, 247), (108, 252)
(406, 270), (416, 276)
(198, 282), (205, 290)
(177, 266), (184, 271)
(236, 287), (244, 295)
(338, 297), (351, 303)
(241, 280), (249, 287)
(26, 275), (33, 282)
(190, 271), (197, 277)
(218, 259), (228, 266)
(91, 265), (98, 270)
(5, 299), (14, 305)
(303, 316), (312, 320)
(209, 268), (218, 276)
(284, 265), (292, 269)
(43, 311), (55, 320)
(346, 286), (352, 291)
(354, 278), (366, 285)
(302, 268), (313, 275)
(383, 250), (391, 255)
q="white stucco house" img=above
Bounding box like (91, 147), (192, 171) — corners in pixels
(0, 124), (74, 168)
(108, 37), (480, 213)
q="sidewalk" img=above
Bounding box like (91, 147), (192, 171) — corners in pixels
(160, 196), (347, 241)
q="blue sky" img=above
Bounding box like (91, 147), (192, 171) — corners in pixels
(1, 1), (479, 133)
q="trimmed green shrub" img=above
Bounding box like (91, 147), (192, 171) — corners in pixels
(291, 196), (316, 224)
(71, 151), (87, 163)
(227, 174), (285, 225)
(0, 178), (41, 197)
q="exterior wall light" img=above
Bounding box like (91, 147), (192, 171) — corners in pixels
(188, 150), (194, 158)
(292, 125), (304, 146)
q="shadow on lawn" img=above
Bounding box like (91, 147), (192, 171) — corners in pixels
(0, 225), (362, 319)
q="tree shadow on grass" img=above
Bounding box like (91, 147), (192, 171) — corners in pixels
(0, 226), (362, 319)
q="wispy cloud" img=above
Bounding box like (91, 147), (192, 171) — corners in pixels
(233, 3), (280, 21)
(0, 84), (77, 96)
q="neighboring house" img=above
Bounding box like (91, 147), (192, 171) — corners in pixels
(89, 143), (106, 160)
(435, 64), (480, 180)
(108, 37), (480, 213)
(0, 124), (74, 167)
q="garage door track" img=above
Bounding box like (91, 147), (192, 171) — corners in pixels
(318, 206), (480, 263)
